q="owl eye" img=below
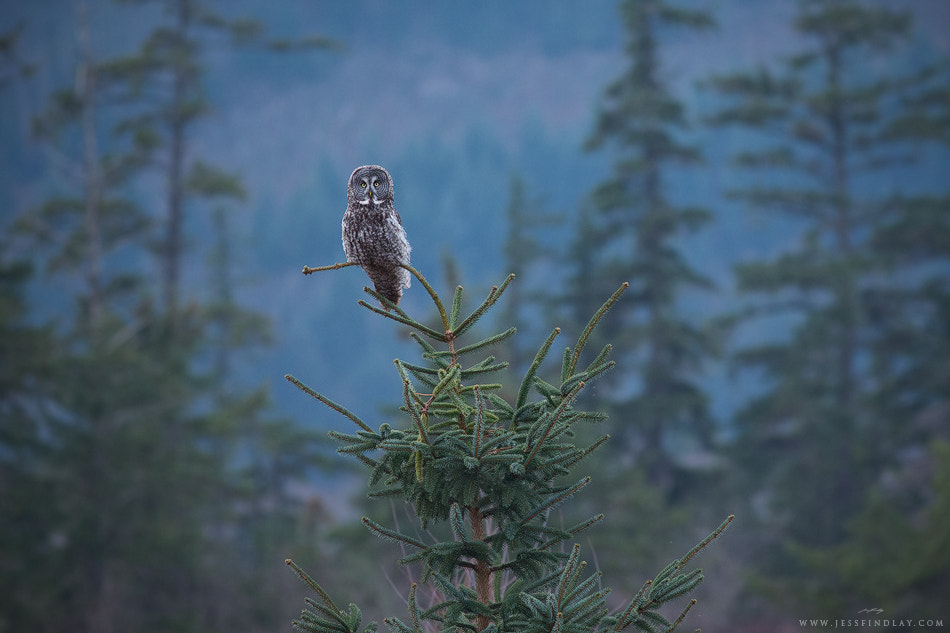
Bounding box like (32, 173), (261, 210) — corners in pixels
(372, 179), (380, 188)
(360, 181), (367, 188)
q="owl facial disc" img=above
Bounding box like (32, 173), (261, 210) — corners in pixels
(350, 165), (391, 206)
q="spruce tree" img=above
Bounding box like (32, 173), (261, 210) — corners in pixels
(2, 5), (333, 630)
(0, 23), (34, 89)
(570, 0), (718, 496)
(705, 0), (950, 614)
(287, 261), (732, 633)
(0, 260), (59, 632)
(18, 4), (151, 330)
(100, 0), (337, 320)
(498, 175), (563, 373)
(5, 10), (231, 628)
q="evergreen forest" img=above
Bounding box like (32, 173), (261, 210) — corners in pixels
(1, 1), (948, 631)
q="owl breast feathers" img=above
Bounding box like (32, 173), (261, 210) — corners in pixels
(342, 165), (412, 308)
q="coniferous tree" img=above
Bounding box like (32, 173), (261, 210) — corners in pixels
(0, 260), (59, 632)
(794, 441), (950, 615)
(288, 261), (732, 633)
(795, 40), (950, 617)
(705, 0), (950, 614)
(100, 0), (243, 319)
(0, 25), (58, 632)
(2, 5), (335, 630)
(570, 0), (718, 497)
(0, 24), (34, 89)
(100, 0), (337, 320)
(6, 10), (228, 629)
(498, 175), (563, 373)
(17, 4), (151, 330)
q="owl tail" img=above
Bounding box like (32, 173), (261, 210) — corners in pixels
(364, 264), (403, 310)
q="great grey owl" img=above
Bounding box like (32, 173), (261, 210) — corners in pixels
(342, 165), (411, 308)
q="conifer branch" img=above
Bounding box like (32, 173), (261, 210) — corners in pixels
(397, 359), (440, 376)
(563, 569), (602, 609)
(302, 261), (359, 275)
(538, 514), (605, 551)
(394, 360), (426, 404)
(522, 477), (592, 525)
(430, 362), (462, 399)
(667, 599), (697, 632)
(612, 580), (652, 632)
(398, 263), (450, 332)
(449, 285), (464, 329)
(362, 516), (427, 550)
(448, 327), (517, 356)
(674, 514), (734, 573)
(358, 298), (446, 341)
(551, 434), (610, 470)
(285, 374), (373, 433)
(407, 583), (423, 633)
(450, 503), (466, 541)
(637, 609), (672, 632)
(460, 366), (508, 381)
(361, 287), (411, 317)
(652, 568), (703, 604)
(350, 452), (380, 469)
(524, 380), (586, 468)
(409, 333), (451, 369)
(288, 561), (372, 633)
(516, 327), (561, 413)
(565, 282), (628, 379)
(472, 385), (485, 459)
(286, 558), (340, 613)
(556, 544), (583, 606)
(453, 273), (516, 339)
(398, 374), (429, 445)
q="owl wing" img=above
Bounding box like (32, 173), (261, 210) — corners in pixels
(341, 210), (354, 261)
(388, 208), (412, 290)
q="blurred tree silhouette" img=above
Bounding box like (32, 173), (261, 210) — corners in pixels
(497, 175), (564, 374)
(707, 0), (950, 616)
(0, 260), (59, 631)
(0, 3), (335, 631)
(539, 0), (732, 617)
(100, 0), (337, 322)
(569, 0), (719, 500)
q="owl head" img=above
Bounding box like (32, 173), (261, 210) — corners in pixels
(347, 165), (394, 207)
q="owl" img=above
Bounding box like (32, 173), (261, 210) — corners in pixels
(342, 165), (411, 308)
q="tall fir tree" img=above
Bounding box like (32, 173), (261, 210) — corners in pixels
(1, 4), (335, 631)
(0, 259), (60, 633)
(6, 8), (229, 629)
(498, 175), (563, 374)
(18, 3), (151, 330)
(0, 24), (57, 633)
(0, 23), (34, 89)
(794, 14), (950, 616)
(100, 0), (336, 320)
(706, 0), (950, 615)
(570, 0), (718, 497)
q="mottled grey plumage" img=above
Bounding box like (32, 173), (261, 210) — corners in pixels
(342, 165), (411, 308)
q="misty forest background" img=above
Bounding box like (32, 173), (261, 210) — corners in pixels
(1, 1), (948, 632)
